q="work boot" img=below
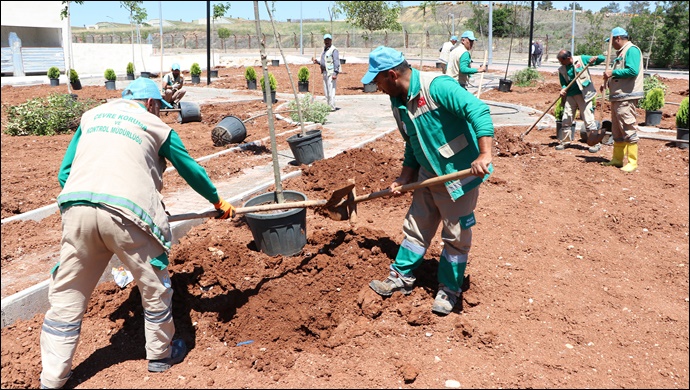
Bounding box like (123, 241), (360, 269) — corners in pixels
(555, 143), (568, 151)
(602, 142), (625, 167)
(148, 339), (188, 373)
(369, 268), (416, 297)
(621, 142), (638, 172)
(588, 143), (601, 153)
(431, 285), (460, 316)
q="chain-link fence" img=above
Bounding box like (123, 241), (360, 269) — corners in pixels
(73, 31), (603, 60)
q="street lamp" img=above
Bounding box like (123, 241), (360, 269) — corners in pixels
(448, 13), (455, 36)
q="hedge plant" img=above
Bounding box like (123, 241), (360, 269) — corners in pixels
(639, 87), (665, 111)
(190, 62), (201, 76)
(104, 68), (117, 81)
(553, 97), (564, 121)
(126, 62), (135, 74)
(676, 97), (689, 129)
(3, 94), (100, 136)
(244, 67), (257, 81)
(260, 72), (277, 91)
(639, 75), (668, 109)
(69, 69), (79, 83)
(287, 94), (331, 125)
(512, 67), (542, 87)
(297, 66), (310, 82)
(47, 66), (60, 79)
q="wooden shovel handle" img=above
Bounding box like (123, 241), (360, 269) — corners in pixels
(476, 50), (489, 98)
(168, 199), (328, 222)
(351, 168), (475, 205)
(520, 62), (593, 140)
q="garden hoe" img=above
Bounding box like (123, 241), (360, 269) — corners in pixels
(167, 183), (356, 223)
(323, 168), (477, 222)
(520, 61), (594, 141)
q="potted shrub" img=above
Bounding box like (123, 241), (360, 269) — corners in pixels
(639, 87), (665, 126)
(69, 68), (82, 90)
(297, 66), (309, 93)
(104, 68), (117, 90)
(676, 96), (689, 149)
(126, 62), (135, 80)
(553, 97), (576, 143)
(245, 66), (257, 90)
(47, 66), (61, 87)
(260, 72), (277, 104)
(190, 62), (202, 84)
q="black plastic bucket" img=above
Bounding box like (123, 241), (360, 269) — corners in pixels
(498, 78), (512, 92)
(677, 128), (689, 149)
(210, 70), (218, 78)
(287, 129), (324, 165)
(363, 82), (377, 93)
(211, 115), (247, 146)
(645, 110), (662, 126)
(244, 190), (308, 257)
(177, 101), (201, 124)
(271, 59), (280, 66)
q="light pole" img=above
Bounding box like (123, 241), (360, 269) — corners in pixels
(448, 13), (455, 36)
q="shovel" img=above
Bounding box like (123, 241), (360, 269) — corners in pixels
(323, 168), (477, 222)
(168, 183), (356, 222)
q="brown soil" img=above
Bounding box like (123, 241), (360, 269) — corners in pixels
(1, 65), (688, 389)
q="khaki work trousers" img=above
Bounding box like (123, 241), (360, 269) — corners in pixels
(560, 94), (597, 143)
(164, 88), (186, 105)
(40, 205), (174, 389)
(403, 168), (479, 257)
(611, 99), (640, 143)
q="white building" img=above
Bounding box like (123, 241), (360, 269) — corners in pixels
(1, 1), (69, 76)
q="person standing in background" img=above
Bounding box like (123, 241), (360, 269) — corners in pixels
(312, 34), (340, 111)
(445, 31), (487, 89)
(438, 35), (458, 74)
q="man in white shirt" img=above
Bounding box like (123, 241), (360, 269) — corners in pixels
(438, 35), (458, 73)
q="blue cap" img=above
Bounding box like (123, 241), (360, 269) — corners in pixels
(323, 34), (332, 40)
(122, 77), (173, 109)
(450, 35), (458, 41)
(460, 31), (477, 41)
(171, 63), (180, 70)
(361, 46), (405, 85)
(605, 27), (628, 41)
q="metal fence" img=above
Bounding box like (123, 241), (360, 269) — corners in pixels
(72, 31), (599, 59)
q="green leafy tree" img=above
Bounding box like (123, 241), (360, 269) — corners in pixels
(625, 2), (663, 65)
(467, 2), (522, 38)
(624, 1), (651, 14)
(120, 1), (146, 71)
(576, 10), (606, 55)
(218, 27), (231, 52)
(536, 1), (554, 11)
(212, 2), (231, 67)
(327, 3), (342, 35)
(601, 2), (621, 13)
(333, 1), (402, 42)
(566, 2), (582, 10)
(653, 0), (689, 68)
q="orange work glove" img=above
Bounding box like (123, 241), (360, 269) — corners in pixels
(213, 197), (235, 219)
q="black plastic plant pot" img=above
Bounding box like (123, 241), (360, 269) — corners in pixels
(645, 110), (662, 126)
(49, 78), (59, 87)
(191, 75), (201, 84)
(127, 73), (135, 80)
(677, 127), (689, 149)
(263, 90), (277, 104)
(287, 129), (324, 165)
(498, 78), (512, 92)
(247, 79), (257, 90)
(140, 71), (151, 78)
(105, 80), (116, 90)
(244, 190), (308, 257)
(298, 81), (309, 93)
(70, 80), (82, 90)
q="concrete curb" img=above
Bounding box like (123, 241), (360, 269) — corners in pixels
(0, 170), (304, 328)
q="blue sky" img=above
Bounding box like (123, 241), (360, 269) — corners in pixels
(66, 1), (633, 27)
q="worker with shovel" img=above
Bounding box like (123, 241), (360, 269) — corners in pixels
(361, 46), (494, 316)
(555, 50), (607, 152)
(602, 27), (644, 172)
(39, 78), (235, 389)
(446, 30), (487, 89)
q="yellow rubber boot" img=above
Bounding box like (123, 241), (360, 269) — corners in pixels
(602, 142), (625, 167)
(621, 142), (638, 172)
